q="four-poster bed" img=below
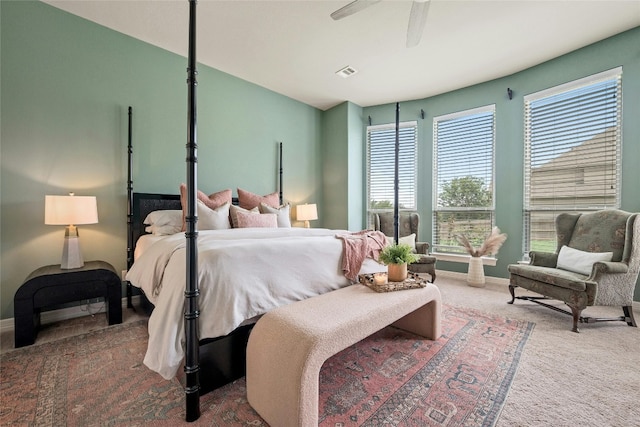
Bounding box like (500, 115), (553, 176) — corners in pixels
(124, 1), (410, 421)
(125, 159), (385, 421)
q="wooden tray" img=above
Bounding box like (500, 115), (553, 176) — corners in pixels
(358, 272), (427, 293)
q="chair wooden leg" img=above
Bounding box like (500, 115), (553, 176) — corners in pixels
(623, 306), (637, 327)
(508, 284), (516, 304)
(568, 305), (581, 333)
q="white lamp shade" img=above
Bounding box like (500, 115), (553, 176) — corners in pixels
(296, 204), (318, 222)
(45, 195), (98, 225)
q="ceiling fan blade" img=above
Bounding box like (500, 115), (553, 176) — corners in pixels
(330, 0), (382, 21)
(406, 0), (431, 48)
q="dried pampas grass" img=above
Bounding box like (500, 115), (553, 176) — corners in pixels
(456, 227), (507, 257)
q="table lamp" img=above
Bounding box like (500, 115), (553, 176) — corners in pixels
(296, 203), (318, 228)
(45, 193), (98, 269)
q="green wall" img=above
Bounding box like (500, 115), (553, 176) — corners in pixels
(362, 26), (640, 298)
(321, 102), (349, 230)
(346, 102), (365, 231)
(321, 101), (365, 231)
(0, 1), (323, 319)
(2, 1), (639, 321)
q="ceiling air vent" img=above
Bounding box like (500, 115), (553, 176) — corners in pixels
(335, 65), (358, 78)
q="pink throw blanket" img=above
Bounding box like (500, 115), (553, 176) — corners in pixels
(336, 230), (387, 281)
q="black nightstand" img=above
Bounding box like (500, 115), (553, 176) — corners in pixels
(14, 260), (122, 348)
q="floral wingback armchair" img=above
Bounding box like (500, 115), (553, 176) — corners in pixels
(373, 212), (437, 283)
(508, 210), (639, 332)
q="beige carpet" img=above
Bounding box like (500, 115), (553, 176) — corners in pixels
(436, 272), (640, 427)
(2, 273), (638, 426)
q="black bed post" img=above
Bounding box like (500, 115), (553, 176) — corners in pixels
(279, 142), (283, 205)
(393, 102), (400, 245)
(184, 0), (200, 422)
(126, 106), (134, 308)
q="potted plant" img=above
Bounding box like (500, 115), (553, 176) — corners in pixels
(378, 243), (421, 282)
(455, 227), (507, 287)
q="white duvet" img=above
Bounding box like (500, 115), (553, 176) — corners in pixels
(126, 227), (384, 379)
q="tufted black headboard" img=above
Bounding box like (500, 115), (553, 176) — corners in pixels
(131, 193), (182, 254)
(128, 192), (245, 268)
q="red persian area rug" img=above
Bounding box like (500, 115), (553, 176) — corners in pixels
(0, 305), (534, 426)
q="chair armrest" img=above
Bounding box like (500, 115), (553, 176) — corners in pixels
(416, 242), (430, 255)
(588, 261), (636, 305)
(590, 261), (629, 278)
(529, 251), (557, 267)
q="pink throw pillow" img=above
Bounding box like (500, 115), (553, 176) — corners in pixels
(235, 211), (277, 228)
(180, 183), (232, 230)
(237, 188), (279, 210)
(229, 205), (259, 228)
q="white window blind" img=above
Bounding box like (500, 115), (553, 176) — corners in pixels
(524, 67), (622, 253)
(432, 105), (496, 253)
(366, 122), (418, 217)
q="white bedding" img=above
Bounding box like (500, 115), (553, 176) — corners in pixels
(126, 227), (384, 379)
(133, 234), (166, 261)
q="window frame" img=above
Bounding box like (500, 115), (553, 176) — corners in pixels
(523, 67), (623, 256)
(366, 121), (418, 225)
(432, 104), (497, 255)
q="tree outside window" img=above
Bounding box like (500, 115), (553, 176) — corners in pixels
(433, 106), (496, 254)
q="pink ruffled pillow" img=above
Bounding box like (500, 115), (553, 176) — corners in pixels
(235, 211), (278, 228)
(237, 188), (279, 210)
(180, 183), (232, 230)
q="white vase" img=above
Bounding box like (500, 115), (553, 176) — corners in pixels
(467, 257), (485, 287)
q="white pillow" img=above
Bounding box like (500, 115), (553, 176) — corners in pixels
(258, 202), (291, 228)
(143, 210), (183, 227)
(145, 223), (181, 236)
(556, 245), (613, 276)
(385, 233), (416, 249)
(198, 200), (231, 230)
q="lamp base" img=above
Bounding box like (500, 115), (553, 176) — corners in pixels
(304, 220), (310, 228)
(61, 226), (84, 269)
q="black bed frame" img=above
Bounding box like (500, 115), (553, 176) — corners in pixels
(126, 192), (255, 389)
(126, 2), (283, 419)
(129, 1), (407, 422)
(126, 158), (283, 419)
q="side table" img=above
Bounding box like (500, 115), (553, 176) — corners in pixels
(14, 260), (122, 348)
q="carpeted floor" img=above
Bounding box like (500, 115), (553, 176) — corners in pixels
(1, 300), (531, 426)
(438, 274), (640, 427)
(1, 273), (639, 426)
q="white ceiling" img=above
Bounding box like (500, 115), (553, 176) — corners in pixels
(44, 0), (640, 111)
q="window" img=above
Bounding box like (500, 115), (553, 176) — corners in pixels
(524, 68), (622, 254)
(433, 105), (496, 254)
(366, 121), (418, 223)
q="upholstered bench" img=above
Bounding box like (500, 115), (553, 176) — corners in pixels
(246, 283), (442, 427)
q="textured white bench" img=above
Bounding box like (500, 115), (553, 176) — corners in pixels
(246, 282), (442, 427)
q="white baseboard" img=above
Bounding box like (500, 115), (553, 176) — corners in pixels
(0, 295), (141, 335)
(431, 253), (499, 266)
(435, 269), (510, 286)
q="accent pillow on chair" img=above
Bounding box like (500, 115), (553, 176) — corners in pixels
(556, 245), (613, 276)
(385, 233), (416, 249)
